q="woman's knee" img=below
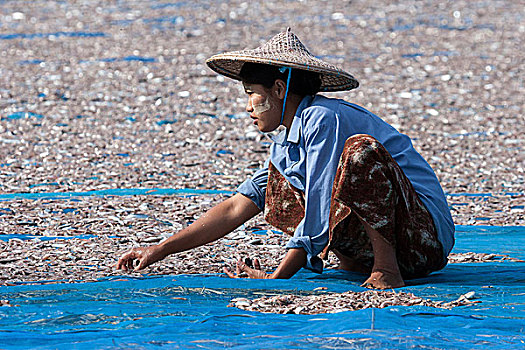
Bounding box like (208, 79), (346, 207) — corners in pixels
(344, 134), (381, 150)
(340, 134), (386, 169)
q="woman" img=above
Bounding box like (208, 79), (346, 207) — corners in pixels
(116, 29), (455, 289)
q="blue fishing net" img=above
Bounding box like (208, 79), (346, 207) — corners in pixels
(1, 225), (524, 349)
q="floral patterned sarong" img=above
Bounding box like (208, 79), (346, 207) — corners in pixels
(264, 134), (446, 278)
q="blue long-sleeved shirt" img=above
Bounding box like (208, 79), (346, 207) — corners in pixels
(237, 95), (455, 273)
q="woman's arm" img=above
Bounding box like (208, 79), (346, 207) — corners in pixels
(271, 248), (307, 278)
(116, 193), (261, 271)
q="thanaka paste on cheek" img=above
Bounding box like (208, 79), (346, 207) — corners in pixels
(252, 96), (271, 116)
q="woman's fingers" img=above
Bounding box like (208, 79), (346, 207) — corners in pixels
(116, 249), (135, 270)
(115, 252), (128, 269)
(223, 258), (267, 279)
(223, 266), (237, 278)
(243, 257), (253, 268)
(127, 255), (136, 271)
(135, 258), (147, 271)
(236, 259), (243, 275)
(134, 248), (153, 271)
(135, 247), (158, 271)
(223, 260), (249, 278)
(116, 248), (147, 271)
(238, 260), (268, 279)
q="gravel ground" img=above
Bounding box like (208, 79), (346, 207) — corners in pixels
(0, 0), (523, 291)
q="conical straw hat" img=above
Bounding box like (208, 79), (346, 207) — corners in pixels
(206, 28), (359, 92)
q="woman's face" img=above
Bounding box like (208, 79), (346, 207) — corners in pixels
(243, 82), (282, 133)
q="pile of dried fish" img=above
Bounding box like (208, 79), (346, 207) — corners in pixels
(0, 194), (227, 237)
(0, 220), (290, 285)
(448, 252), (524, 263)
(230, 290), (480, 315)
(0, 0), (523, 211)
(447, 194), (524, 226)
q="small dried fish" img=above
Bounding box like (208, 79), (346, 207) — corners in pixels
(448, 252), (524, 263)
(228, 290), (482, 315)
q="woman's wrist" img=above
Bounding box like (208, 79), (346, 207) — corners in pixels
(152, 243), (168, 261)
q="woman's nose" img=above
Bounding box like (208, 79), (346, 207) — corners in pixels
(245, 98), (253, 113)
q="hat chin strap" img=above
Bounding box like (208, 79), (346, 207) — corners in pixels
(279, 67), (292, 126)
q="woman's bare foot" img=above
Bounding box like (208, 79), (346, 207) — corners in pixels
(350, 214), (405, 289)
(361, 269), (405, 289)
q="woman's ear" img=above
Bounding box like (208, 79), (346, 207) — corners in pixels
(273, 79), (287, 99)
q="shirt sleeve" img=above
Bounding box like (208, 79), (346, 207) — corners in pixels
(235, 159), (269, 211)
(285, 107), (341, 273)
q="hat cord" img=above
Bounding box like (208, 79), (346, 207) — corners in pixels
(279, 67), (292, 126)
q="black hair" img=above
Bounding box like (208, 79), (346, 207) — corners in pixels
(239, 62), (322, 97)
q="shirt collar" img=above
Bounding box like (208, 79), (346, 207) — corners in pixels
(266, 95), (314, 145)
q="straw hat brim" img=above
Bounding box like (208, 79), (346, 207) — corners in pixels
(206, 29), (359, 92)
(206, 53), (359, 92)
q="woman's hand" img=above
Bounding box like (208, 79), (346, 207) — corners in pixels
(115, 245), (164, 272)
(223, 258), (272, 279)
(225, 248), (307, 280)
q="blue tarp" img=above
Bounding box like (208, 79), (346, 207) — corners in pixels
(0, 225), (524, 349)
